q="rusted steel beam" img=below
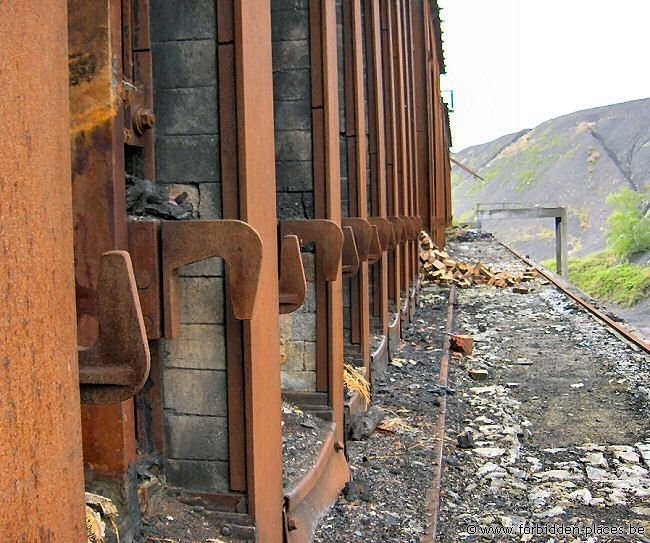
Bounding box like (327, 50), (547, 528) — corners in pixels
(369, 216), (396, 252)
(341, 225), (361, 278)
(234, 2), (285, 538)
(0, 1), (86, 538)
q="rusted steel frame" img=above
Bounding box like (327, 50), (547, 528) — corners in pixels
(364, 1), (390, 336)
(388, 216), (406, 246)
(423, 3), (438, 240)
(369, 216), (396, 251)
(69, 0), (139, 479)
(502, 244), (650, 354)
(367, 226), (383, 263)
(342, 217), (374, 261)
(380, 0), (401, 311)
(233, 1), (285, 538)
(341, 0), (371, 364)
(422, 285), (455, 543)
(279, 236), (308, 314)
(391, 0), (411, 303)
(283, 424), (349, 542)
(1, 2), (86, 536)
(412, 0), (431, 233)
(79, 251), (151, 404)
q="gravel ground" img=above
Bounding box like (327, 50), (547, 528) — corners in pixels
(314, 287), (449, 542)
(282, 401), (330, 491)
(438, 238), (650, 543)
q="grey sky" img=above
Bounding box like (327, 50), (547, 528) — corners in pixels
(439, 0), (650, 152)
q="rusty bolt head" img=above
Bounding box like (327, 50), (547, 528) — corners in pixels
(220, 525), (233, 537)
(287, 518), (298, 531)
(334, 440), (344, 452)
(133, 107), (156, 135)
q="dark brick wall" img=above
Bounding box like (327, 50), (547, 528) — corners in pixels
(151, 0), (228, 493)
(272, 0), (314, 220)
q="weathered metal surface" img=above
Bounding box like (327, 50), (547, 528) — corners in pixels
(283, 423), (350, 543)
(368, 217), (395, 252)
(341, 225), (361, 278)
(1, 1), (87, 538)
(370, 334), (390, 377)
(279, 235), (307, 314)
(342, 217), (373, 261)
(280, 220), (344, 282)
(161, 220), (263, 338)
(79, 251), (151, 403)
(367, 225), (383, 264)
(127, 220), (161, 339)
(388, 216), (405, 245)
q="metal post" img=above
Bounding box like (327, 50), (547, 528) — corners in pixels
(556, 211), (568, 278)
(0, 1), (86, 539)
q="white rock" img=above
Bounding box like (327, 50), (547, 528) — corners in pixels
(578, 443), (606, 452)
(534, 506), (565, 518)
(536, 469), (581, 481)
(477, 462), (503, 477)
(568, 488), (592, 505)
(585, 466), (614, 482)
(474, 447), (506, 458)
(631, 506), (650, 516)
(580, 452), (608, 468)
(528, 487), (551, 507)
(613, 449), (640, 464)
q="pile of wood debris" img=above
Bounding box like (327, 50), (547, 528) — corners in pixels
(419, 232), (537, 289)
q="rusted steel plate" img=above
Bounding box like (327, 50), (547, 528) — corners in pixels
(161, 220), (263, 338)
(127, 219), (161, 338)
(388, 216), (405, 245)
(367, 225), (383, 264)
(283, 423), (349, 542)
(368, 217), (395, 252)
(342, 217), (373, 261)
(279, 235), (307, 314)
(341, 225), (361, 278)
(79, 251), (150, 404)
(280, 220), (344, 281)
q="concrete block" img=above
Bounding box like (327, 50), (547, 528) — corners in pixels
(152, 40), (216, 89)
(151, 0), (216, 42)
(179, 257), (224, 277)
(271, 9), (310, 42)
(275, 161), (313, 192)
(156, 135), (220, 184)
(302, 254), (315, 282)
(156, 87), (218, 136)
(277, 192), (308, 220)
(162, 324), (226, 370)
(163, 368), (227, 416)
(273, 99), (312, 131)
(165, 414), (229, 461)
(273, 70), (311, 102)
(165, 459), (229, 493)
(281, 370), (316, 391)
(303, 341), (317, 371)
(290, 311), (316, 341)
(180, 277), (225, 324)
(281, 340), (305, 372)
(275, 130), (313, 162)
(272, 39), (311, 70)
(199, 183), (222, 219)
(302, 192), (314, 219)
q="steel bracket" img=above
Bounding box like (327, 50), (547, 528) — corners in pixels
(367, 225), (382, 264)
(402, 216), (417, 241)
(368, 217), (395, 252)
(388, 216), (406, 246)
(341, 226), (360, 278)
(78, 251), (151, 404)
(279, 235), (307, 314)
(279, 220), (343, 281)
(162, 220), (263, 338)
(341, 218), (373, 262)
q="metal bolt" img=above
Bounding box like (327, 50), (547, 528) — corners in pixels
(220, 525), (233, 537)
(133, 107), (156, 135)
(287, 518), (298, 531)
(334, 441), (344, 452)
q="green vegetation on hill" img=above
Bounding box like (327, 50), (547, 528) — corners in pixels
(542, 186), (650, 306)
(543, 252), (650, 306)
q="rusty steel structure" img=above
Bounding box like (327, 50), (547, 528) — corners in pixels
(1, 0), (451, 541)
